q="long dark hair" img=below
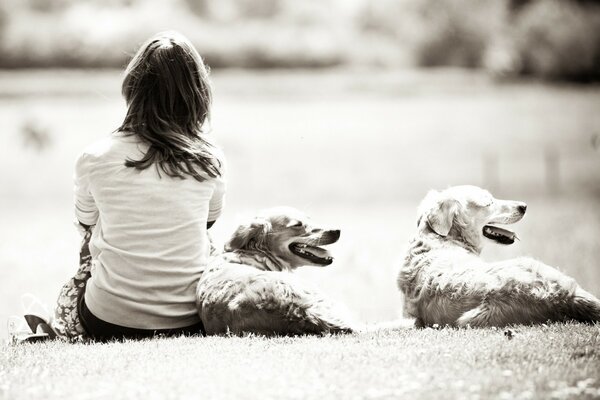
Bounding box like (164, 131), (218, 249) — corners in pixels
(117, 31), (221, 181)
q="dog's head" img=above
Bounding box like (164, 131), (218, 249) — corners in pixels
(225, 207), (340, 270)
(416, 185), (527, 253)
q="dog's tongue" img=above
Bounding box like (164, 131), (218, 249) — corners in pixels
(304, 245), (330, 258)
(483, 225), (518, 245)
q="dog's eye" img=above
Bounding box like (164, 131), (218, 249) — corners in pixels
(481, 199), (493, 207)
(472, 198), (493, 208)
(287, 220), (303, 228)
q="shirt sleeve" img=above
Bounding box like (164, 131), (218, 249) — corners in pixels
(74, 152), (99, 226)
(207, 153), (226, 222)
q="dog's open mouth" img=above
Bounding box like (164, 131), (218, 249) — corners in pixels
(289, 243), (334, 265)
(483, 224), (519, 245)
(289, 230), (340, 266)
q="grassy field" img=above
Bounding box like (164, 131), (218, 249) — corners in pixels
(0, 69), (599, 399)
(1, 325), (599, 400)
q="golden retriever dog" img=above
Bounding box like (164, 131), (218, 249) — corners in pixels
(196, 207), (354, 336)
(398, 185), (600, 328)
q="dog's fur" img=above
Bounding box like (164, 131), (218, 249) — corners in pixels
(196, 207), (354, 336)
(398, 185), (600, 328)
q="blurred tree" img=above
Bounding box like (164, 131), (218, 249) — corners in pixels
(184, 0), (281, 20)
(412, 0), (491, 68)
(358, 0), (503, 68)
(183, 0), (210, 17)
(22, 0), (72, 12)
(237, 0), (281, 19)
(512, 0), (600, 81)
(0, 4), (6, 43)
(510, 0), (600, 11)
(1, 0), (598, 80)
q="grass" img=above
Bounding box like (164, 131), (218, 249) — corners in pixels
(0, 68), (599, 399)
(1, 325), (599, 400)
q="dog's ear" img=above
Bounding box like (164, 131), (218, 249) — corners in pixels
(421, 193), (460, 237)
(225, 218), (271, 251)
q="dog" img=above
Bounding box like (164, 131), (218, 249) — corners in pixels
(196, 207), (354, 336)
(398, 185), (600, 328)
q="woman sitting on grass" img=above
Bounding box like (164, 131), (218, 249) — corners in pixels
(50, 31), (226, 342)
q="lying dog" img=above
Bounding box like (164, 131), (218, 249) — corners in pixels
(196, 207), (354, 336)
(398, 185), (600, 328)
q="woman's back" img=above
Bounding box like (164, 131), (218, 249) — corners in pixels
(78, 132), (225, 329)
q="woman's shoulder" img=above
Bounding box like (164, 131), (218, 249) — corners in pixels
(78, 132), (139, 161)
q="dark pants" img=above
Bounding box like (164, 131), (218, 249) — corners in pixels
(78, 294), (205, 342)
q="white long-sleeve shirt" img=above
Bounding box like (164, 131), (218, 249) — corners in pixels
(75, 132), (226, 329)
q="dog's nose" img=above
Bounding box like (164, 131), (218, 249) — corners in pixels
(329, 230), (341, 240)
(518, 203), (527, 214)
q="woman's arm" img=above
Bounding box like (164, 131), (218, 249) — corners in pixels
(207, 181), (225, 223)
(74, 152), (99, 227)
(207, 154), (226, 227)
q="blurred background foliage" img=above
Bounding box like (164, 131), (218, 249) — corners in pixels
(0, 0), (599, 81)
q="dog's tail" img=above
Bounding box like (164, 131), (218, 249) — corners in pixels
(568, 288), (600, 323)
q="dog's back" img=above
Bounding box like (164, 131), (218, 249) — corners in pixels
(197, 260), (353, 335)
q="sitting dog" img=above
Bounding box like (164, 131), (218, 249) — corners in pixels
(196, 207), (354, 336)
(398, 185), (600, 328)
